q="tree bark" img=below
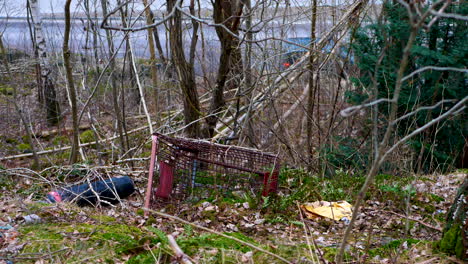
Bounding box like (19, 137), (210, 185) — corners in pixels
(142, 0), (159, 115)
(167, 0), (201, 138)
(29, 0), (61, 125)
(206, 0), (244, 138)
(151, 14), (166, 63)
(306, 0), (317, 170)
(100, 0), (127, 154)
(63, 0), (80, 164)
(241, 0), (256, 147)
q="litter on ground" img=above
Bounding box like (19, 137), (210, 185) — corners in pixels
(301, 201), (353, 221)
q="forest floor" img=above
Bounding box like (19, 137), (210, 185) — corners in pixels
(0, 166), (466, 264)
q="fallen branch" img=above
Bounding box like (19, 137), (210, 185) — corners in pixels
(213, 0), (367, 140)
(167, 235), (193, 264)
(116, 157), (150, 163)
(385, 211), (442, 232)
(0, 121), (157, 161)
(415, 257), (439, 264)
(36, 124), (92, 138)
(143, 208), (293, 264)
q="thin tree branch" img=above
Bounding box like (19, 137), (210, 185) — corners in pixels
(340, 98), (395, 117)
(429, 10), (468, 21)
(402, 66), (468, 82)
(381, 96), (467, 164)
(100, 0), (181, 31)
(391, 99), (457, 124)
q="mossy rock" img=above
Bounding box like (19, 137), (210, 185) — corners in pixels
(80, 130), (96, 144)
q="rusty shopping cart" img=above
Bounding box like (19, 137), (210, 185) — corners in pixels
(144, 133), (280, 210)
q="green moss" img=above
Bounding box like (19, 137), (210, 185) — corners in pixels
(386, 238), (420, 249)
(52, 135), (70, 146)
(322, 247), (338, 262)
(20, 223), (66, 240)
(18, 221), (148, 262)
(80, 129), (96, 144)
(437, 224), (465, 259)
(127, 252), (165, 264)
(26, 201), (53, 212)
(320, 247), (352, 262)
(136, 208), (145, 216)
(367, 239), (423, 258)
(429, 193), (445, 202)
(0, 85), (14, 95)
(17, 143), (31, 152)
(0, 175), (14, 192)
(146, 226), (169, 244)
(178, 232), (256, 256)
(90, 215), (116, 223)
(5, 137), (17, 144)
(140, 151), (151, 158)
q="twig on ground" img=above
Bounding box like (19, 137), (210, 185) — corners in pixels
(143, 207), (293, 264)
(384, 211), (442, 232)
(415, 257), (439, 264)
(167, 234), (193, 264)
(297, 202), (322, 264)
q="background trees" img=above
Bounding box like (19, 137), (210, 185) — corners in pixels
(0, 0), (465, 175)
(350, 1), (468, 174)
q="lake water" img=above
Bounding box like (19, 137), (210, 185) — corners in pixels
(0, 18), (312, 73)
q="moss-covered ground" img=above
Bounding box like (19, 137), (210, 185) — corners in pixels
(0, 167), (465, 263)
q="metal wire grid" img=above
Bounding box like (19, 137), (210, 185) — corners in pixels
(148, 133), (280, 207)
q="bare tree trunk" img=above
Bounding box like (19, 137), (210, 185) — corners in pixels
(206, 0), (244, 138)
(142, 0), (159, 115)
(117, 0), (139, 106)
(306, 0), (317, 170)
(63, 0), (80, 164)
(29, 0), (61, 125)
(83, 0), (100, 76)
(242, 0), (256, 147)
(151, 19), (166, 63)
(100, 0), (128, 154)
(167, 0), (201, 138)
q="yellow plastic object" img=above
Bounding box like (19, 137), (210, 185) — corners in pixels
(301, 201), (353, 221)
